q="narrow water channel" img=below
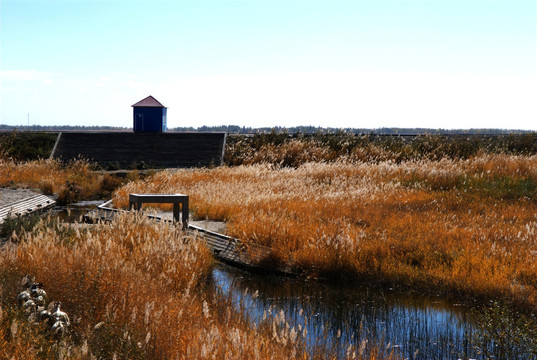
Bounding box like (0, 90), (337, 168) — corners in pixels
(211, 264), (536, 360)
(53, 200), (105, 222)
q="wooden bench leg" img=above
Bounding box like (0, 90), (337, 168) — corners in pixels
(129, 201), (142, 211)
(173, 203), (180, 223)
(182, 198), (189, 229)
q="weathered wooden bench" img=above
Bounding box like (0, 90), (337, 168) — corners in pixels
(128, 193), (189, 228)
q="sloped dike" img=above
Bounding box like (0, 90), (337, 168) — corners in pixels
(52, 132), (226, 169)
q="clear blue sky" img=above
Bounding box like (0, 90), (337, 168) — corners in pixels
(1, 0), (536, 130)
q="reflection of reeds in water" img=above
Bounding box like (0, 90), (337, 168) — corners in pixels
(212, 264), (480, 360)
(114, 155), (537, 309)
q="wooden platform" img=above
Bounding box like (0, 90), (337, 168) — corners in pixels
(0, 195), (56, 224)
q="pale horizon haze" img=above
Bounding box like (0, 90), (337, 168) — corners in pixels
(1, 0), (536, 130)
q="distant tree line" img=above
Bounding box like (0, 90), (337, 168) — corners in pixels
(0, 125), (128, 132)
(170, 125), (534, 135)
(1, 124), (534, 135)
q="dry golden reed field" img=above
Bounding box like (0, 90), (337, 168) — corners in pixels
(2, 134), (537, 359)
(1, 213), (337, 359)
(0, 158), (132, 204)
(114, 154), (537, 309)
(0, 159), (396, 359)
(0, 158), (88, 194)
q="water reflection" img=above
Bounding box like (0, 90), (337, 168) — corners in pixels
(52, 200), (105, 223)
(211, 264), (479, 360)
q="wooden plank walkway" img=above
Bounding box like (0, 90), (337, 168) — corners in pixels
(188, 224), (276, 269)
(85, 201), (293, 275)
(0, 195), (56, 224)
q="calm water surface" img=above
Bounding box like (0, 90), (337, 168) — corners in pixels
(211, 264), (535, 360)
(53, 200), (105, 222)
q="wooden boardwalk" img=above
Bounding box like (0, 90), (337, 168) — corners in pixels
(0, 195), (288, 274)
(188, 224), (277, 270)
(86, 201), (292, 275)
(0, 195), (56, 224)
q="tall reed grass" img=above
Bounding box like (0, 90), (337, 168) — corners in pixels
(0, 158), (133, 203)
(114, 155), (537, 309)
(3, 213), (367, 359)
(225, 133), (537, 166)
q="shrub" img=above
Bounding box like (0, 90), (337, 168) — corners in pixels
(38, 180), (54, 195)
(0, 213), (42, 241)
